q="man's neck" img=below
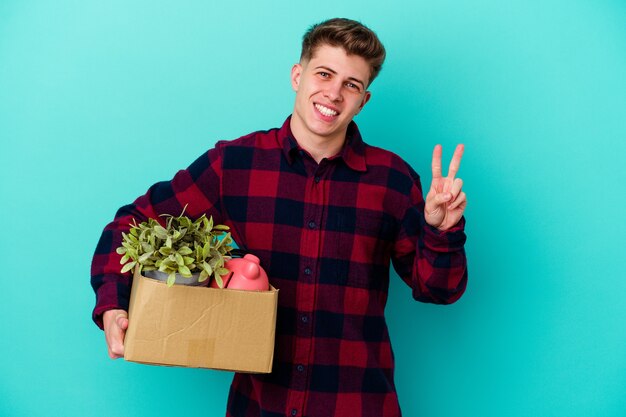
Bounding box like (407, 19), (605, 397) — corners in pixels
(289, 118), (347, 164)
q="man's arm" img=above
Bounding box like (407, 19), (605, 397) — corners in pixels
(391, 146), (468, 304)
(91, 145), (225, 335)
(392, 194), (468, 304)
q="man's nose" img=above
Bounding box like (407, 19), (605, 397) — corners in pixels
(324, 81), (343, 102)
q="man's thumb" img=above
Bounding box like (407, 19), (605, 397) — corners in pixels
(116, 314), (129, 330)
(434, 192), (452, 205)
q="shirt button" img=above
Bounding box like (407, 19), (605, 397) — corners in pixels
(301, 315), (309, 323)
(291, 409), (298, 416)
(308, 220), (316, 229)
(314, 176), (321, 183)
(297, 364), (304, 372)
(304, 267), (312, 275)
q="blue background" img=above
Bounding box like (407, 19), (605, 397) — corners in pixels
(1, 1), (624, 416)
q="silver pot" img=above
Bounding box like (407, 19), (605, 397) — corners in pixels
(142, 270), (208, 286)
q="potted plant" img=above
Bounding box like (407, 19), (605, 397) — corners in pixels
(116, 207), (233, 287)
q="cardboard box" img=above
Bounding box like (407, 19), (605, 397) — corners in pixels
(124, 268), (279, 373)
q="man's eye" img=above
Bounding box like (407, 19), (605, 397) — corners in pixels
(319, 72), (329, 77)
(346, 82), (359, 91)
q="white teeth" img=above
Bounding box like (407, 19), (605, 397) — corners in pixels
(315, 104), (337, 117)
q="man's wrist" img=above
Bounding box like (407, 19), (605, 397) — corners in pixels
(423, 216), (467, 251)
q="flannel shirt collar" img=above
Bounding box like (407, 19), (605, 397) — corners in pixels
(279, 115), (367, 172)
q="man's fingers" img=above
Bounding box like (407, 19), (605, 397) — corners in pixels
(447, 144), (464, 179)
(449, 178), (463, 199)
(432, 144), (464, 180)
(116, 315), (129, 330)
(426, 180), (465, 210)
(432, 192), (452, 205)
(108, 348), (123, 359)
(108, 325), (126, 357)
(110, 339), (125, 356)
(103, 309), (128, 360)
(431, 144), (443, 178)
(448, 191), (467, 210)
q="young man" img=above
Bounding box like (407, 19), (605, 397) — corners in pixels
(92, 18), (467, 417)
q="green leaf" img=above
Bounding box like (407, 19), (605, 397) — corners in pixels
(214, 274), (224, 289)
(138, 251), (154, 264)
(179, 265), (191, 277)
(217, 267), (230, 276)
(121, 261), (136, 273)
(183, 256), (195, 265)
(178, 246), (193, 256)
(120, 254), (130, 264)
(159, 246), (172, 256)
(209, 256), (220, 269)
(155, 225), (168, 240)
(215, 232), (231, 250)
(213, 225), (230, 231)
(175, 252), (184, 266)
(166, 273), (176, 287)
(199, 270), (209, 282)
(116, 247), (126, 255)
(202, 261), (213, 276)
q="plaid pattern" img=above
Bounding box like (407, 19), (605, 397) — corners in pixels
(91, 116), (467, 417)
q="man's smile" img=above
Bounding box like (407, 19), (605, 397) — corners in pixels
(314, 103), (339, 118)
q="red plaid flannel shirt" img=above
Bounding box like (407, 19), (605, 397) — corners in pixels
(91, 116), (467, 417)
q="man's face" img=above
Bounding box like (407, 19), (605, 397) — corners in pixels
(290, 44), (372, 146)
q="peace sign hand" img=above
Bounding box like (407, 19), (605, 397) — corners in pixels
(424, 144), (467, 231)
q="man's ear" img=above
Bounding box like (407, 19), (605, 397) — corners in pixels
(357, 91), (372, 114)
(291, 63), (302, 92)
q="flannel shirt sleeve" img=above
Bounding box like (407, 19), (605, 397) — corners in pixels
(90, 145), (224, 329)
(391, 168), (468, 304)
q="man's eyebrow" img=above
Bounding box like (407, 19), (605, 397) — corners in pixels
(314, 66), (366, 89)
